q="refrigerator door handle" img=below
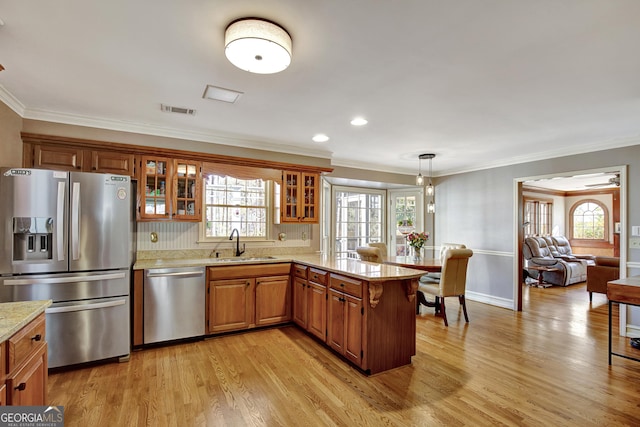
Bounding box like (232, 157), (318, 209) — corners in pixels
(57, 181), (65, 261)
(71, 181), (81, 260)
(4, 271), (127, 286)
(46, 298), (127, 314)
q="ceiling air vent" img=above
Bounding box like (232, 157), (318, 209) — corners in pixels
(160, 104), (196, 115)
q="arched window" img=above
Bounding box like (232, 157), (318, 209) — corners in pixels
(570, 200), (608, 240)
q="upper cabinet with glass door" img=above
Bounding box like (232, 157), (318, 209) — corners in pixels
(140, 156), (171, 220)
(138, 156), (202, 221)
(281, 171), (319, 223)
(172, 159), (202, 222)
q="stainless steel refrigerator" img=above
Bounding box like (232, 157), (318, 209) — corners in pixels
(0, 168), (133, 368)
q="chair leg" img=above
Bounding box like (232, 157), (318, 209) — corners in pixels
(459, 295), (469, 323)
(440, 298), (448, 326)
(589, 291), (593, 302)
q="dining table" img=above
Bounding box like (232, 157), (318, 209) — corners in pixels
(384, 256), (442, 272)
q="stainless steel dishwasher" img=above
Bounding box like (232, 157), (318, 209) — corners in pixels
(144, 266), (205, 344)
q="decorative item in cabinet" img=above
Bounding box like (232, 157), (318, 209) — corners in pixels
(172, 159), (201, 221)
(280, 171), (319, 223)
(140, 156), (170, 220)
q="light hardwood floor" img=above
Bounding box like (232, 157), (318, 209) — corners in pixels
(48, 283), (640, 426)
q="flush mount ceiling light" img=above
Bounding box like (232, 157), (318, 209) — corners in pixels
(224, 18), (292, 74)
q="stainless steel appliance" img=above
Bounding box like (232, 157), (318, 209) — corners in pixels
(0, 168), (133, 368)
(143, 267), (205, 344)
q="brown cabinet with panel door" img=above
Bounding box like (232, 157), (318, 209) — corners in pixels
(207, 263), (291, 334)
(327, 273), (364, 368)
(25, 143), (136, 177)
(3, 313), (48, 406)
(292, 265), (327, 341)
(281, 171), (319, 223)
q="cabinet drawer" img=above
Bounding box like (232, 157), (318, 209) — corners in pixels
(330, 274), (362, 298)
(209, 263), (292, 280)
(8, 313), (46, 372)
(292, 264), (308, 279)
(308, 268), (327, 285)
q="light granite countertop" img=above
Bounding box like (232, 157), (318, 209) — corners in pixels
(134, 254), (425, 282)
(0, 300), (52, 343)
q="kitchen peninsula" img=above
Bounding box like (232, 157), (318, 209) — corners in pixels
(133, 255), (424, 375)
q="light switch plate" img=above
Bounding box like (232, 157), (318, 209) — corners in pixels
(632, 226), (640, 237)
(630, 237), (640, 249)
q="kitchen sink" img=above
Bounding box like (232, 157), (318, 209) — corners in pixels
(209, 256), (277, 263)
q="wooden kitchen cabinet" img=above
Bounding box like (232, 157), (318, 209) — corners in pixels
(255, 275), (292, 326)
(26, 143), (136, 177)
(171, 159), (201, 222)
(292, 265), (328, 342)
(3, 313), (48, 406)
(138, 156), (202, 221)
(31, 144), (85, 171)
(306, 268), (328, 341)
(207, 263), (292, 334)
(327, 274), (363, 367)
(281, 171), (319, 223)
(209, 278), (254, 333)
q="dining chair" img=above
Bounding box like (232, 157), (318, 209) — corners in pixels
(423, 243), (467, 281)
(367, 242), (388, 261)
(356, 246), (384, 263)
(417, 248), (473, 326)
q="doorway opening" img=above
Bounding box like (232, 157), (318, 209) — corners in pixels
(514, 166), (627, 312)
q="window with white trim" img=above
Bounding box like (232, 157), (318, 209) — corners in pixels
(570, 200), (607, 240)
(203, 174), (268, 239)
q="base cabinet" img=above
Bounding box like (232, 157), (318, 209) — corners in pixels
(209, 278), (254, 333)
(207, 264), (292, 334)
(2, 312), (48, 406)
(327, 288), (363, 367)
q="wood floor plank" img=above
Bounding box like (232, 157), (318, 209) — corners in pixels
(47, 283), (640, 426)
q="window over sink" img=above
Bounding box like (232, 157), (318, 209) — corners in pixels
(203, 174), (269, 239)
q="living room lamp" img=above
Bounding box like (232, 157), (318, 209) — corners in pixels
(225, 18), (292, 74)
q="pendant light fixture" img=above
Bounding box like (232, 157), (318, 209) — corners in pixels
(224, 18), (292, 74)
(417, 153), (436, 213)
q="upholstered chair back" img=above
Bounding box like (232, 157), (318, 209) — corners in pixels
(439, 243), (466, 261)
(367, 242), (388, 261)
(551, 236), (573, 256)
(356, 246), (384, 263)
(523, 237), (553, 259)
(439, 248), (474, 297)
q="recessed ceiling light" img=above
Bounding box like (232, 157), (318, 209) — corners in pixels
(350, 117), (368, 126)
(202, 85), (243, 103)
(312, 134), (329, 143)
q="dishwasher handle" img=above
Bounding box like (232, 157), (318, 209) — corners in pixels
(146, 270), (204, 279)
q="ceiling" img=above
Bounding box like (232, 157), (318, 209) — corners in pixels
(1, 1), (640, 177)
(524, 171), (620, 191)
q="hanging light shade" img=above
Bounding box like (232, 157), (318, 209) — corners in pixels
(416, 156), (424, 186)
(418, 153), (436, 213)
(225, 18), (292, 74)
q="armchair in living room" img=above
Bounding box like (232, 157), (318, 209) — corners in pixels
(523, 237), (588, 286)
(549, 236), (596, 266)
(586, 256), (620, 302)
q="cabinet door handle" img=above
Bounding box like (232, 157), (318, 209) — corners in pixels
(246, 282), (251, 287)
(14, 383), (26, 391)
(31, 334), (42, 342)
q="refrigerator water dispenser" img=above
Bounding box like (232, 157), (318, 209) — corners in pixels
(13, 217), (54, 261)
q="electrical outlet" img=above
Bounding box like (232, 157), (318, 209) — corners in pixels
(302, 232), (307, 241)
(630, 237), (640, 249)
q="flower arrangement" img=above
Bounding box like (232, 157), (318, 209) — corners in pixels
(406, 231), (429, 250)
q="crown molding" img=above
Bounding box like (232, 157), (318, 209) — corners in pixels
(0, 85), (26, 116)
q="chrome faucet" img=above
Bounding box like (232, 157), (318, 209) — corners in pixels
(229, 228), (245, 257)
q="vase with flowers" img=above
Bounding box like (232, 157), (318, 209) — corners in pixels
(406, 231), (429, 259)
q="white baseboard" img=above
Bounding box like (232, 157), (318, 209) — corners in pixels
(466, 291), (513, 310)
